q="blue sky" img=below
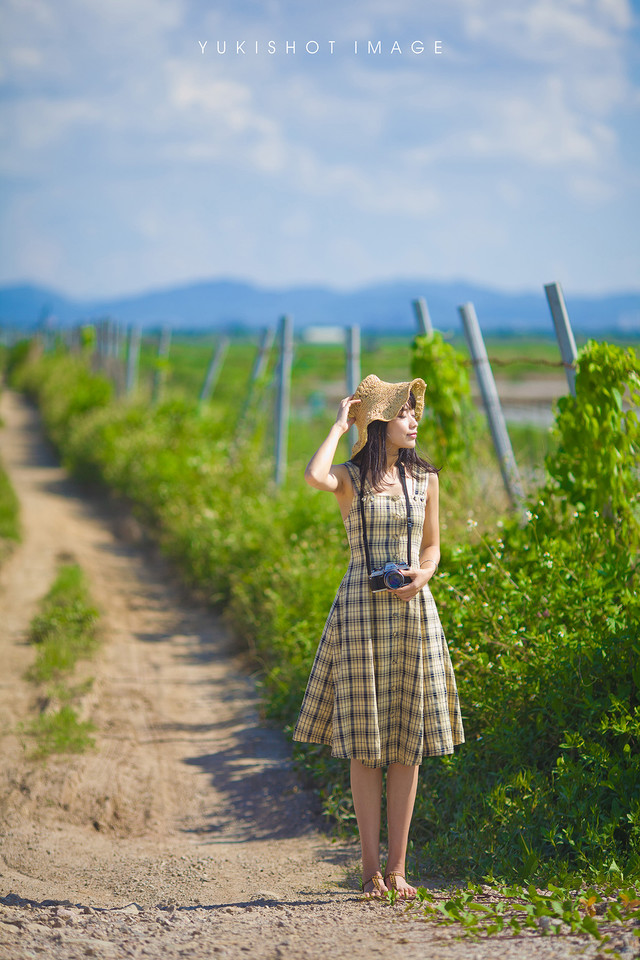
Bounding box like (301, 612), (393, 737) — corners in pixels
(1, 0), (639, 298)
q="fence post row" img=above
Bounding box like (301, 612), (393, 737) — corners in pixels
(458, 302), (525, 507)
(237, 327), (276, 429)
(152, 325), (172, 405)
(199, 336), (230, 409)
(274, 315), (294, 486)
(126, 325), (142, 396)
(345, 325), (361, 454)
(252, 327), (276, 384)
(544, 281), (578, 398)
(412, 297), (433, 337)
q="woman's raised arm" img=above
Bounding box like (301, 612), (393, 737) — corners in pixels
(304, 396), (361, 493)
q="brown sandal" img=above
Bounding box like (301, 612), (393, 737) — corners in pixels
(361, 872), (385, 898)
(384, 872), (416, 899)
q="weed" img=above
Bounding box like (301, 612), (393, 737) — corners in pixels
(0, 453), (20, 561)
(26, 563), (99, 683)
(22, 561), (99, 758)
(22, 706), (96, 759)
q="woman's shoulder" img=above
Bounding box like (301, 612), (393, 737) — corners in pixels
(338, 461), (360, 486)
(410, 463), (438, 494)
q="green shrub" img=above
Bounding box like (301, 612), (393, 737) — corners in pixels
(11, 350), (113, 453)
(542, 340), (640, 546)
(411, 331), (479, 470)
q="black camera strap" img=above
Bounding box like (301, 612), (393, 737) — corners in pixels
(356, 462), (414, 576)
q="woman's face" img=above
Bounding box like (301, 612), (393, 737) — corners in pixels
(386, 402), (419, 450)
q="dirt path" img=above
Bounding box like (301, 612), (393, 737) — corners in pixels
(0, 391), (630, 960)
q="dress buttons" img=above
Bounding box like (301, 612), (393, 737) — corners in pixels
(392, 495), (400, 501)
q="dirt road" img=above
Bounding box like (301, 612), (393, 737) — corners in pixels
(0, 391), (630, 959)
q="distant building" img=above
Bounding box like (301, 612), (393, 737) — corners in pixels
(301, 326), (345, 344)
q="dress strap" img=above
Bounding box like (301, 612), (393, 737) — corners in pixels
(398, 463), (414, 568)
(344, 460), (361, 492)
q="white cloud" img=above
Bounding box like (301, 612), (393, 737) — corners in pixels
(460, 0), (632, 54)
(469, 80), (617, 166)
(0, 0), (638, 296)
(569, 173), (616, 203)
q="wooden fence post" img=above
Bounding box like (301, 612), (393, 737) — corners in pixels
(544, 281), (578, 398)
(199, 336), (230, 409)
(346, 325), (361, 454)
(274, 314), (293, 486)
(126, 325), (142, 396)
(152, 326), (171, 405)
(459, 302), (525, 507)
(412, 297), (433, 337)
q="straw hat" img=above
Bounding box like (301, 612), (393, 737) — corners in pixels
(350, 374), (427, 457)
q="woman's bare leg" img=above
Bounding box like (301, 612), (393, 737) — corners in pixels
(350, 759), (386, 895)
(385, 762), (419, 897)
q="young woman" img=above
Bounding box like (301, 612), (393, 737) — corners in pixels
(293, 374), (464, 899)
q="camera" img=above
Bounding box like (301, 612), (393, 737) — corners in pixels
(369, 561), (411, 593)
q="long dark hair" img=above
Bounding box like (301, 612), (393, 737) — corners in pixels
(351, 392), (439, 491)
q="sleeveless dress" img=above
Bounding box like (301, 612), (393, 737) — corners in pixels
(293, 461), (464, 768)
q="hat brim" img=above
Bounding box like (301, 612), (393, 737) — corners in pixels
(351, 376), (426, 457)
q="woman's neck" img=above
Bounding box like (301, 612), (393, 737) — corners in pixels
(385, 451), (400, 472)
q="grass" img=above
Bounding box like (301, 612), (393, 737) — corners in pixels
(0, 453), (20, 562)
(394, 881), (640, 943)
(22, 561), (99, 757)
(27, 562), (99, 682)
(25, 705), (95, 758)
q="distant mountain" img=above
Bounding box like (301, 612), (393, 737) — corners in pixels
(0, 278), (638, 336)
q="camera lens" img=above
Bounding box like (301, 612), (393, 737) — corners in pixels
(384, 567), (405, 590)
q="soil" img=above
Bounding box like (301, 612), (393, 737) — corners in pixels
(0, 389), (636, 960)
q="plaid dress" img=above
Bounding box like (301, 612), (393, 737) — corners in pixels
(293, 461), (464, 768)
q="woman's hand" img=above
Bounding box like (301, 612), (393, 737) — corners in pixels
(389, 567), (432, 602)
(334, 395), (361, 434)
